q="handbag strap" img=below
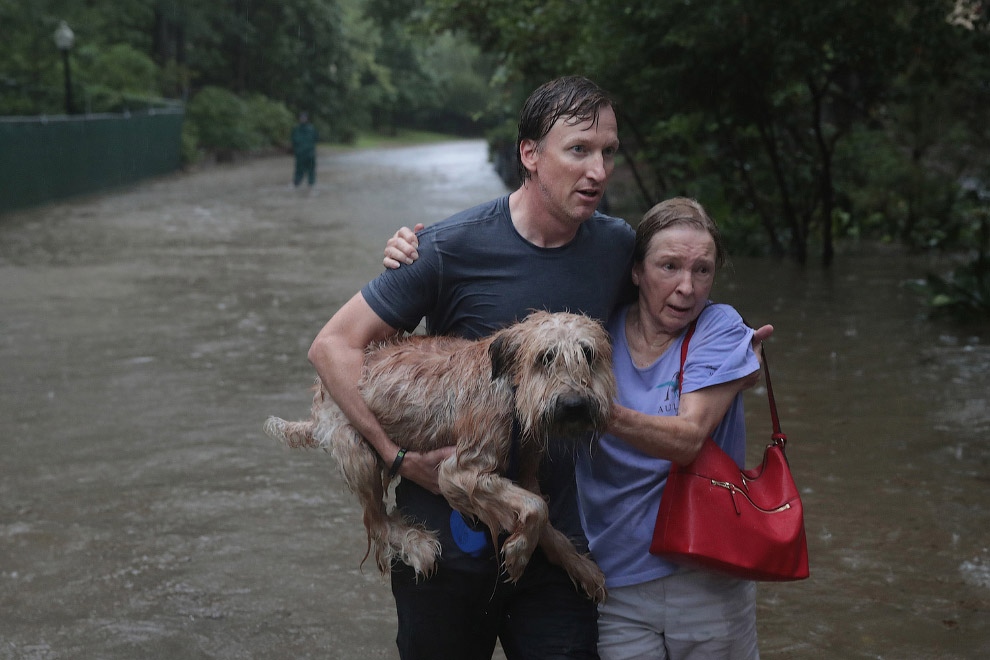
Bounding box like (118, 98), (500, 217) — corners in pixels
(678, 316), (786, 447)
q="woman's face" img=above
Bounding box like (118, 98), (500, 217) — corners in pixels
(632, 225), (717, 335)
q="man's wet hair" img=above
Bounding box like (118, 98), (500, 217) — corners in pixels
(515, 76), (614, 182)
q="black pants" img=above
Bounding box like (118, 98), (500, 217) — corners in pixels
(391, 550), (600, 660)
(293, 153), (315, 186)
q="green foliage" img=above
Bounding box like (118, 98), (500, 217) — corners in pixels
(0, 0), (492, 148)
(3, 0), (987, 317)
(911, 260), (990, 322)
(350, 0), (496, 136)
(185, 87), (254, 152)
(485, 117), (519, 187)
(423, 0), (990, 315)
(184, 86), (292, 156)
(245, 94), (295, 149)
(77, 43), (159, 96)
(0, 0), (163, 114)
(906, 199), (990, 321)
(180, 119), (202, 166)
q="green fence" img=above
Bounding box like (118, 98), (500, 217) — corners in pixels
(0, 108), (184, 214)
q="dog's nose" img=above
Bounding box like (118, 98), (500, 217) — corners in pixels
(556, 395), (591, 423)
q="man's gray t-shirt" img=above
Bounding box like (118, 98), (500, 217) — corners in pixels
(361, 194), (634, 569)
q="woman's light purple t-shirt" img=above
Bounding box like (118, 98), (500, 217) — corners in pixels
(576, 303), (758, 588)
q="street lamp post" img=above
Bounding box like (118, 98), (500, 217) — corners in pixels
(54, 21), (75, 115)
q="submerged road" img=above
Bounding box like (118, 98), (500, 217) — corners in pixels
(2, 139), (988, 659)
(0, 141), (507, 659)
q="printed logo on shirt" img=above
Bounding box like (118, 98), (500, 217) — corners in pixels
(653, 371), (681, 414)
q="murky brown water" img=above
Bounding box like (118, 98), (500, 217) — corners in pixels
(1, 140), (987, 659)
(716, 251), (990, 659)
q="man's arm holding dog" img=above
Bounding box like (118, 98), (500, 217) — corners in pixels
(308, 292), (453, 494)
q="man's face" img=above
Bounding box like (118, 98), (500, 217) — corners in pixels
(525, 105), (619, 226)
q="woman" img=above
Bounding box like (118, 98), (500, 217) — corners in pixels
(576, 197), (761, 659)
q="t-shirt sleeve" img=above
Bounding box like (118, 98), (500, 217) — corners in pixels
(680, 304), (758, 394)
(361, 230), (441, 333)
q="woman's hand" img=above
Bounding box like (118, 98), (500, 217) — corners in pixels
(741, 324), (774, 389)
(383, 223), (425, 269)
(753, 324), (774, 348)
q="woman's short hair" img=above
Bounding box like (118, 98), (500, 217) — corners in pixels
(515, 76), (614, 183)
(634, 197), (727, 269)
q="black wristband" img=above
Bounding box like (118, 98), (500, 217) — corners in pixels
(388, 448), (408, 478)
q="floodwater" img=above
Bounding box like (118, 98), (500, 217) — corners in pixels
(1, 140), (987, 659)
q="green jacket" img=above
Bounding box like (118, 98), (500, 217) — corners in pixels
(291, 122), (318, 157)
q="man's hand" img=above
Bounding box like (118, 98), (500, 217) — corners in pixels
(397, 446), (456, 494)
(383, 223), (424, 269)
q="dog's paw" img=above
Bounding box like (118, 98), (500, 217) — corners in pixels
(569, 554), (608, 604)
(501, 533), (534, 582)
(263, 416), (288, 442)
(264, 416), (318, 448)
(396, 527), (441, 578)
(582, 572), (608, 605)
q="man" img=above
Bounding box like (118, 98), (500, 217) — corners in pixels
(308, 76), (632, 659)
(291, 112), (318, 188)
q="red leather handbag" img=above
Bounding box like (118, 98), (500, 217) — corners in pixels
(649, 321), (809, 581)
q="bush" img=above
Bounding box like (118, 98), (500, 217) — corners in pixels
(911, 259), (990, 322)
(180, 119), (202, 166)
(185, 86), (256, 154)
(79, 43), (160, 97)
(486, 118), (518, 189)
(244, 94), (293, 149)
(909, 210), (990, 322)
(185, 87), (294, 157)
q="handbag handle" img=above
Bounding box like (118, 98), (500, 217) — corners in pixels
(679, 317), (786, 448)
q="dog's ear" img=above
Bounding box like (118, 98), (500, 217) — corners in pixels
(488, 335), (518, 381)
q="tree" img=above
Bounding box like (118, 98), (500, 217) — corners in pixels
(422, 0), (986, 268)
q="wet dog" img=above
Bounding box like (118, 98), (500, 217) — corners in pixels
(265, 310), (614, 602)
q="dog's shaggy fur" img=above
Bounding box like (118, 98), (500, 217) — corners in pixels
(265, 310), (615, 603)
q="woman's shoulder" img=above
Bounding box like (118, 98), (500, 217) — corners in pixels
(683, 303), (757, 385)
(694, 303), (751, 343)
(699, 302), (746, 327)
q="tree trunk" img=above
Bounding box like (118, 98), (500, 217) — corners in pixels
(717, 116), (785, 257)
(756, 118), (806, 264)
(615, 109), (660, 209)
(809, 79), (835, 267)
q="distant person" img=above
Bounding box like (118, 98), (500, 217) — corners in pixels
(291, 112), (318, 188)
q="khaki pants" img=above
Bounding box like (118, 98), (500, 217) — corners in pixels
(598, 568), (759, 660)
